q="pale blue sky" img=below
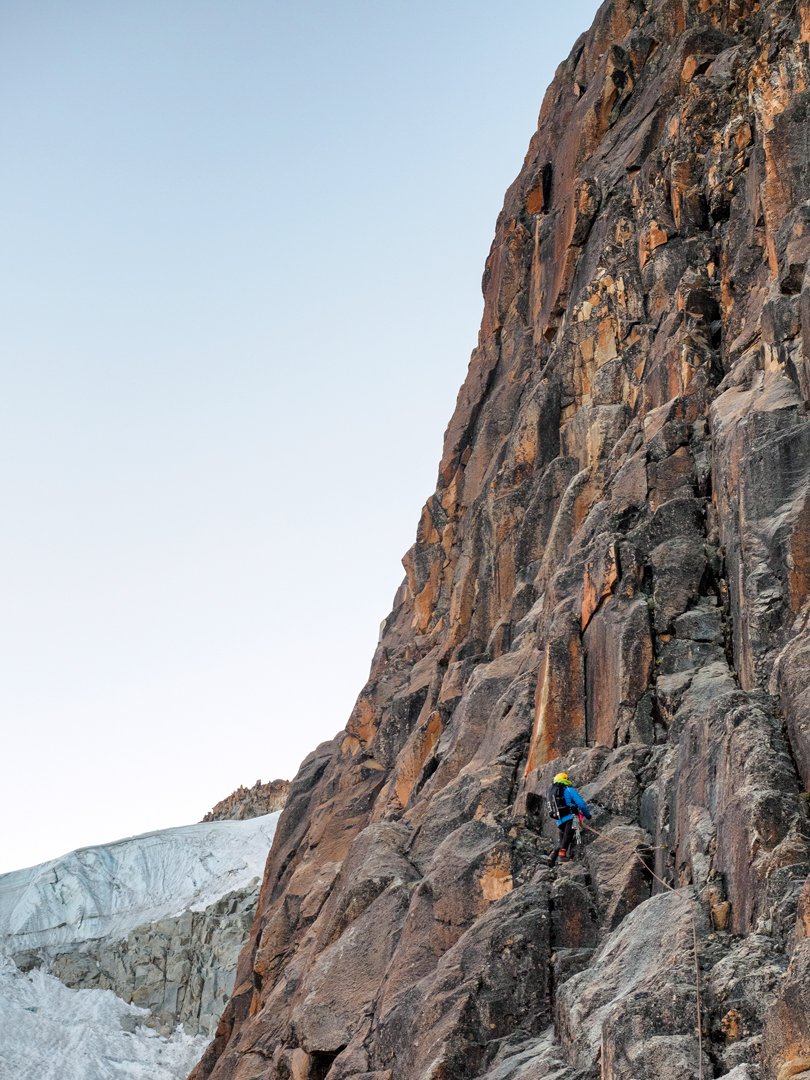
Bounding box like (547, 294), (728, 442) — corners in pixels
(0, 0), (602, 871)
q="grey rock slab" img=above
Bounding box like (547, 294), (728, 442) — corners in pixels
(556, 890), (708, 1077)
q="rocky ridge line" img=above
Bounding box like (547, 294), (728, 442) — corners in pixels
(191, 1), (810, 1078)
(202, 780), (291, 823)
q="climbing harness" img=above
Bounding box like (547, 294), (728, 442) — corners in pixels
(579, 819), (705, 1080)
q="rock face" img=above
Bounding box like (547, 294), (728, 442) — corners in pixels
(202, 780), (291, 823)
(191, 2), (810, 1078)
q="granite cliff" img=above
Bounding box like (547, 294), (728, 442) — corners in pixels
(191, 1), (810, 1078)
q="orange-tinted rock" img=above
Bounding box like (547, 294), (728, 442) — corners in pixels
(191, 2), (810, 1078)
(525, 601), (586, 771)
(762, 941), (810, 1080)
(581, 536), (620, 630)
(583, 594), (654, 746)
(201, 778), (290, 822)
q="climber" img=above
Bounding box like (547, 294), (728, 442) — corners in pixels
(545, 772), (591, 866)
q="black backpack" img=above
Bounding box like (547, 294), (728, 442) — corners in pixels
(546, 781), (569, 820)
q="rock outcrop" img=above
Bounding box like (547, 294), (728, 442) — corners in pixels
(191, 1), (810, 1078)
(202, 780), (291, 823)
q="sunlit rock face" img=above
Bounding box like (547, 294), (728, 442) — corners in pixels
(191, 2), (810, 1078)
(202, 780), (291, 823)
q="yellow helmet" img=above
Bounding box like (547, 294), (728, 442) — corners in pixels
(553, 772), (569, 783)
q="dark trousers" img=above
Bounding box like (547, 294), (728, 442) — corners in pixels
(548, 818), (575, 865)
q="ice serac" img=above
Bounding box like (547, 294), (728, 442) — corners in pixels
(192, 2), (810, 1078)
(0, 814), (279, 1038)
(0, 955), (208, 1080)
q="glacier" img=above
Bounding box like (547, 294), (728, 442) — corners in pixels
(0, 954), (208, 1080)
(0, 812), (279, 953)
(0, 813), (280, 1078)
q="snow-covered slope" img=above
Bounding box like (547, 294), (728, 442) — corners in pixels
(0, 955), (208, 1080)
(0, 813), (279, 954)
(0, 812), (280, 1078)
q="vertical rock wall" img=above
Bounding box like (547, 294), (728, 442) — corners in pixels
(192, 1), (810, 1078)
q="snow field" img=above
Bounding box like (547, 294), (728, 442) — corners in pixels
(0, 954), (208, 1080)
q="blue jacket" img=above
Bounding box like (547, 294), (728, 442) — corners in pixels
(556, 784), (590, 825)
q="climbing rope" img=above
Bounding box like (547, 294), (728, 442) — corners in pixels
(577, 819), (705, 1080)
